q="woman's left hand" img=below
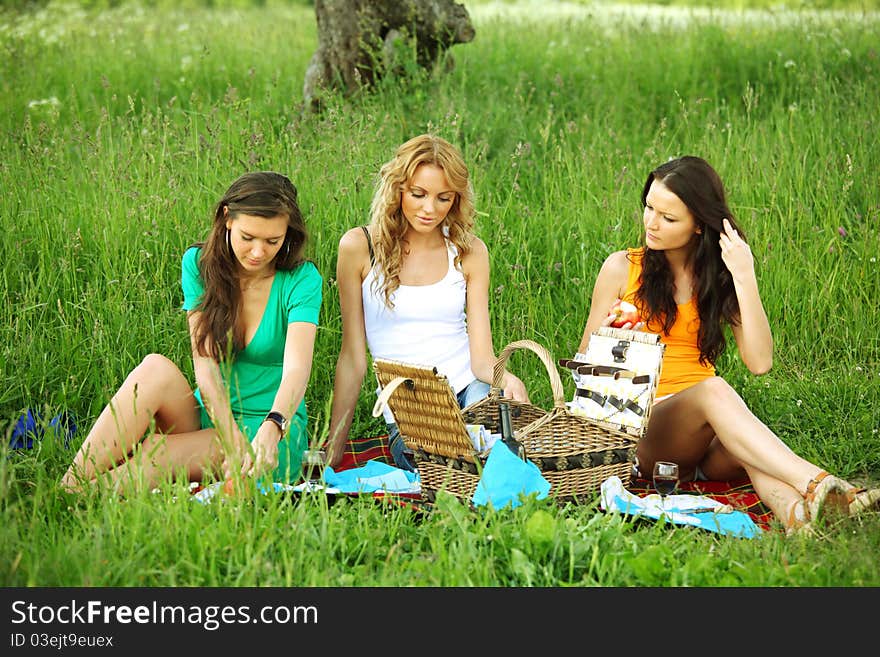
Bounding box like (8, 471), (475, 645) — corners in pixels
(718, 218), (755, 283)
(245, 423), (280, 478)
(502, 372), (531, 404)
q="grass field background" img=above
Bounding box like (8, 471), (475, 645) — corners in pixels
(1, 0), (878, 586)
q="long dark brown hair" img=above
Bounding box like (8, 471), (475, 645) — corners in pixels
(191, 171), (307, 360)
(634, 156), (745, 366)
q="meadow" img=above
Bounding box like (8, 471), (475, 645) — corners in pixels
(1, 0), (879, 586)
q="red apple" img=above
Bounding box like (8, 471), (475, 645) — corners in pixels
(609, 300), (640, 328)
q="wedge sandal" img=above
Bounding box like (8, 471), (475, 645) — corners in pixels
(845, 487), (880, 516)
(804, 471), (849, 521)
(785, 499), (813, 538)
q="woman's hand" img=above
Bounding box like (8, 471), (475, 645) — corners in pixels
(501, 372), (531, 404)
(221, 426), (253, 481)
(246, 423), (281, 478)
(719, 218), (755, 283)
(602, 298), (644, 331)
(327, 438), (347, 470)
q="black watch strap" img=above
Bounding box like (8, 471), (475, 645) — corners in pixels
(264, 411), (288, 435)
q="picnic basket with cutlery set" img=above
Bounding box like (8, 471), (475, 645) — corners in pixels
(372, 327), (666, 503)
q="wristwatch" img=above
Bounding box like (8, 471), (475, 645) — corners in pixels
(264, 411), (288, 436)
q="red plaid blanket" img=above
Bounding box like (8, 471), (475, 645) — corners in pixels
(339, 435), (776, 530)
(335, 434), (395, 471)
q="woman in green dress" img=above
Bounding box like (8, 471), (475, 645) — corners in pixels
(61, 171), (322, 494)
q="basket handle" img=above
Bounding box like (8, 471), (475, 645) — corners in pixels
(492, 339), (566, 409)
(371, 375), (413, 418)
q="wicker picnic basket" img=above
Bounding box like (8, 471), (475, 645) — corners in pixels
(460, 340), (550, 434)
(372, 338), (647, 503)
(371, 358), (484, 501)
(494, 339), (639, 500)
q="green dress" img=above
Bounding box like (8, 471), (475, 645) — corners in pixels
(181, 246), (323, 482)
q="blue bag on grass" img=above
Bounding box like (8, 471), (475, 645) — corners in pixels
(10, 409), (77, 449)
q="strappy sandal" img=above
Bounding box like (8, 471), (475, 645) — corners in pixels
(804, 471), (849, 521)
(844, 486), (880, 516)
(785, 499), (813, 537)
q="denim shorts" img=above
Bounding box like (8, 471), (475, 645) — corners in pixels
(387, 378), (491, 472)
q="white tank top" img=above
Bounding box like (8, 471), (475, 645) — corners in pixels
(362, 240), (474, 422)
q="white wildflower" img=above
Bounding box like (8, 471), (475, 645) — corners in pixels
(28, 96), (60, 109)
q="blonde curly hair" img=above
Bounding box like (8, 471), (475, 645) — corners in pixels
(369, 134), (476, 308)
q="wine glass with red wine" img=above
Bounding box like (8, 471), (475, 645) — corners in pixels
(652, 461), (679, 514)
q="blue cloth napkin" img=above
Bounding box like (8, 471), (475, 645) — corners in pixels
(600, 476), (761, 539)
(323, 459), (420, 494)
(472, 441), (551, 509)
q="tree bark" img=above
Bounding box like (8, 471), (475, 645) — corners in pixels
(303, 0), (475, 108)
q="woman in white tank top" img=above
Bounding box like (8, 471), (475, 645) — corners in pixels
(327, 134), (530, 471)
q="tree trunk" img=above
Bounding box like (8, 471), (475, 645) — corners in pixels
(303, 0), (475, 109)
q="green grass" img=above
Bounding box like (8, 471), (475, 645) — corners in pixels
(1, 0), (879, 586)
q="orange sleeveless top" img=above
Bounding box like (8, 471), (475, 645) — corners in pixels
(622, 248), (715, 398)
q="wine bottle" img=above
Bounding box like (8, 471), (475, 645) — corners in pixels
(499, 402), (526, 461)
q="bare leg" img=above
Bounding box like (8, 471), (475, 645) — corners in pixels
(61, 354), (202, 492)
(743, 465), (804, 528)
(697, 439), (745, 482)
(98, 428), (224, 494)
(681, 436), (803, 528)
(638, 377), (827, 529)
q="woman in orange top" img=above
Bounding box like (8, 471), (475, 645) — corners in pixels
(577, 156), (878, 534)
